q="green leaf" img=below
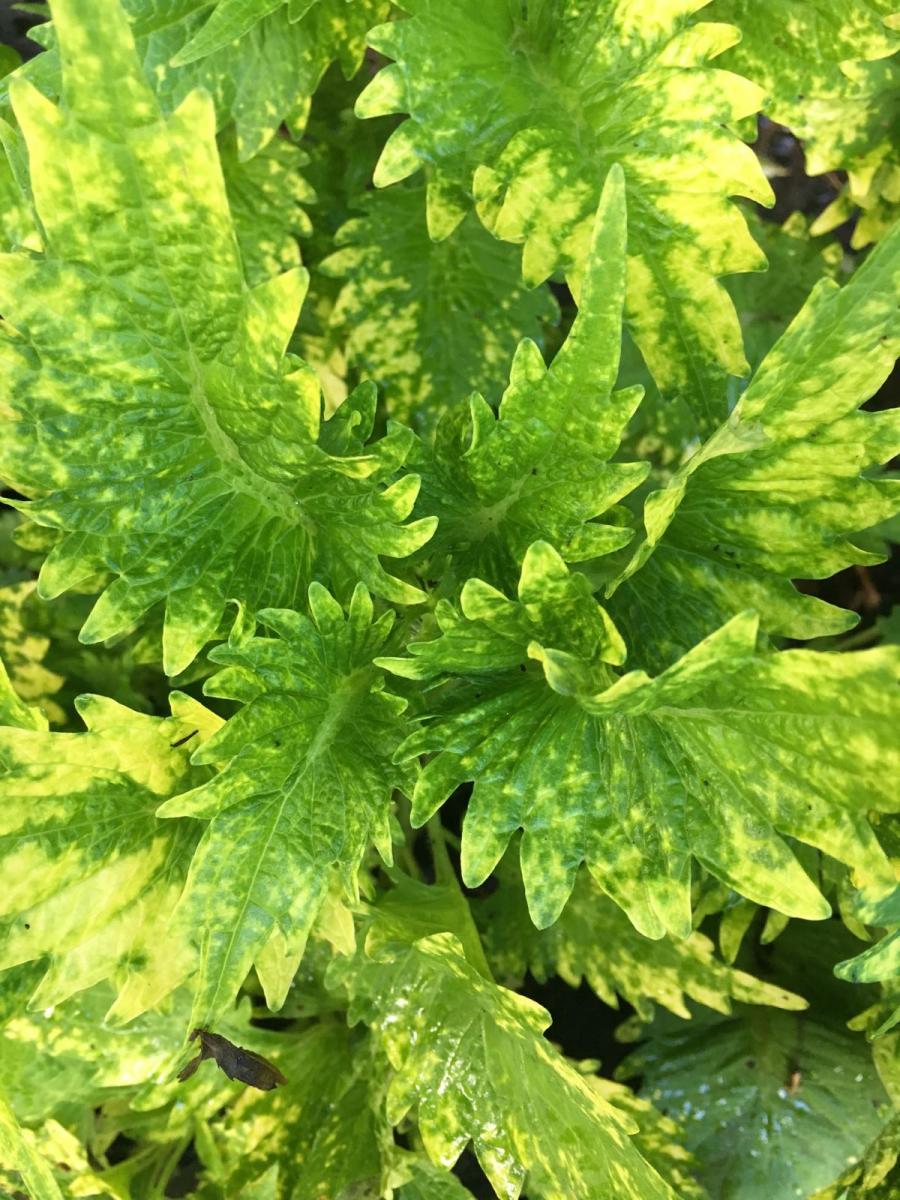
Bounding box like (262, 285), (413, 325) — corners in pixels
(0, 638), (51, 731)
(811, 1112), (900, 1199)
(0, 688), (220, 1021)
(588, 1075), (709, 1200)
(384, 544), (899, 936)
(321, 183), (558, 430)
(0, 1094), (63, 1200)
(610, 210), (900, 667)
(836, 884), (900, 1020)
(348, 926), (677, 1200)
(207, 1022), (390, 1199)
(410, 166), (648, 592)
(477, 857), (806, 1020)
(620, 1001), (891, 1200)
(9, 0), (392, 159)
(709, 0), (900, 249)
(357, 0), (773, 430)
(0, 0), (435, 676)
(220, 129), (314, 285)
(158, 583), (414, 1025)
(725, 210), (846, 375)
(0, 580), (71, 727)
(397, 1156), (480, 1199)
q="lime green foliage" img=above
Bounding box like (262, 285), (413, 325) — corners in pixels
(611, 213), (900, 666)
(348, 925), (676, 1200)
(726, 211), (846, 373)
(0, 580), (65, 725)
(14, 0), (391, 159)
(2, 0), (900, 1196)
(811, 1113), (900, 1199)
(321, 183), (558, 428)
(385, 543), (899, 935)
(220, 131), (314, 285)
(413, 168), (647, 591)
(0, 0), (434, 676)
(0, 1096), (63, 1200)
(0, 687), (219, 1021)
(590, 1076), (709, 1200)
(836, 885), (900, 1035)
(477, 858), (806, 1019)
(158, 585), (413, 1024)
(358, 0), (773, 430)
(710, 0), (900, 248)
(203, 1023), (390, 1198)
(621, 1000), (891, 1200)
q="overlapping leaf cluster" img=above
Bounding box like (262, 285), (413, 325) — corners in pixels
(1, 1), (899, 1199)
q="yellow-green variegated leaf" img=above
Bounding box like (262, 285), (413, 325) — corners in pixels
(835, 886), (900, 1031)
(413, 167), (647, 593)
(610, 206), (900, 669)
(0, 689), (220, 1021)
(395, 1157), (480, 1199)
(0, 581), (66, 727)
(357, 0), (773, 430)
(0, 0), (434, 677)
(587, 1076), (708, 1200)
(710, 0), (900, 249)
(204, 1023), (390, 1199)
(0, 636), (52, 732)
(158, 584), (413, 1026)
(621, 1001), (891, 1200)
(347, 926), (677, 1200)
(320, 183), (558, 430)
(0, 1095), (63, 1200)
(382, 543), (899, 937)
(725, 210), (847, 375)
(0, 115), (40, 255)
(220, 130), (314, 285)
(10, 0), (391, 160)
(477, 858), (805, 1020)
(811, 1113), (900, 1200)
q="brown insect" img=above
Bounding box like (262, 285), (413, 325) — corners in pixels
(177, 1029), (287, 1091)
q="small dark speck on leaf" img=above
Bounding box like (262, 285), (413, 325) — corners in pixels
(531, 467), (538, 476)
(745, 1058), (756, 1068)
(519, 664), (527, 672)
(170, 729), (198, 748)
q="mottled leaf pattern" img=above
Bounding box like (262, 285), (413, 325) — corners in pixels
(0, 690), (219, 1021)
(811, 1113), (900, 1199)
(159, 584), (413, 1024)
(385, 544), (900, 935)
(220, 130), (314, 285)
(357, 0), (773, 428)
(197, 1023), (389, 1198)
(610, 210), (900, 667)
(477, 859), (806, 1019)
(0, 0), (435, 675)
(0, 0), (898, 1195)
(412, 166), (647, 592)
(9, 0), (392, 158)
(710, 0), (900, 247)
(321, 183), (558, 429)
(0, 1095), (63, 1200)
(349, 927), (677, 1200)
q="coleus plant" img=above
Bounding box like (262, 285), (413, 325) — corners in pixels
(0, 0), (899, 1198)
